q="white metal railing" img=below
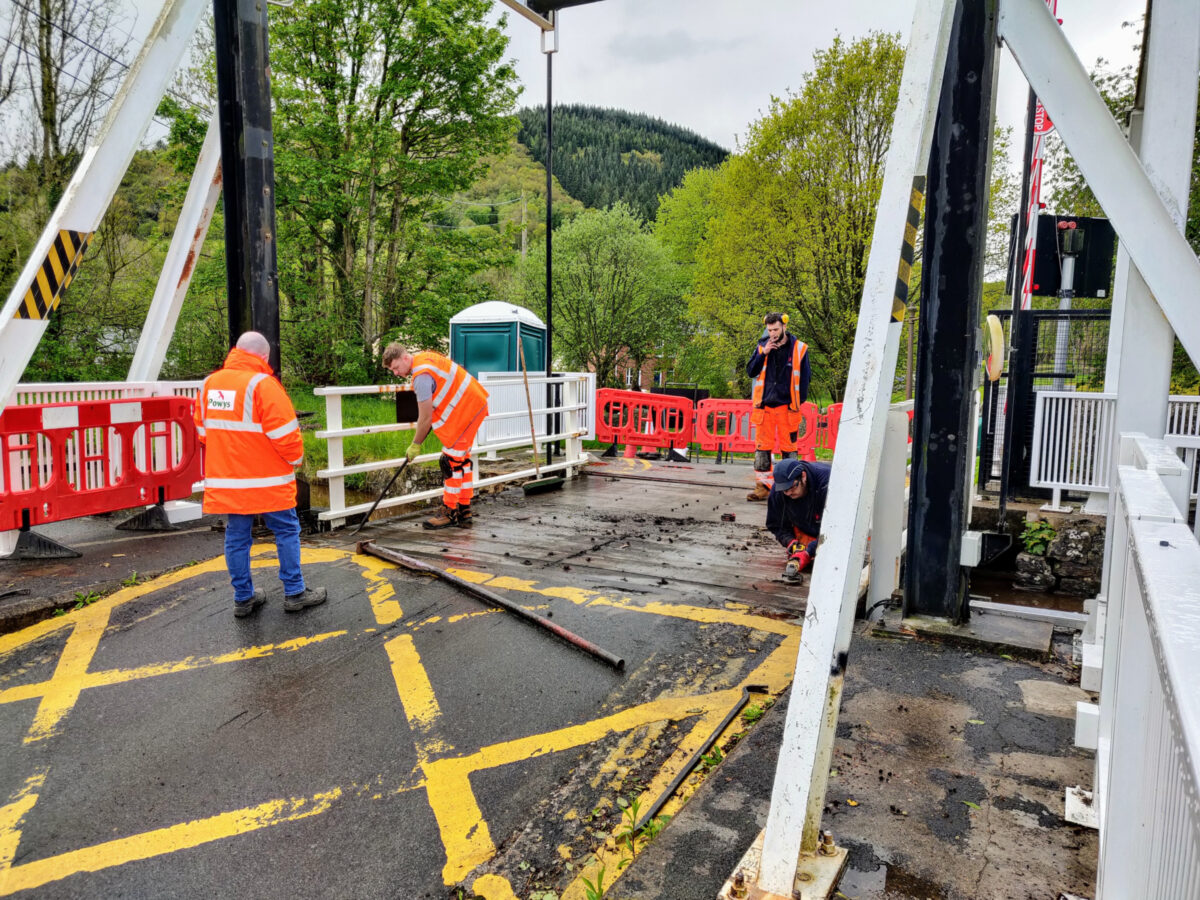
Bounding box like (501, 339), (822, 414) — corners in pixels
(314, 372), (594, 528)
(1030, 392), (1200, 508)
(1093, 433), (1200, 899)
(8, 380), (202, 406)
(477, 370), (597, 457)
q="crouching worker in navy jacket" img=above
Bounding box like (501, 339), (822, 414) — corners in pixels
(194, 331), (326, 618)
(766, 458), (831, 582)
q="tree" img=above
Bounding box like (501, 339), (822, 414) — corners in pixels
(512, 203), (684, 387)
(662, 33), (905, 402)
(267, 0), (519, 383)
(0, 0), (129, 191)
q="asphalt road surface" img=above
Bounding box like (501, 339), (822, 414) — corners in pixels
(0, 459), (806, 899)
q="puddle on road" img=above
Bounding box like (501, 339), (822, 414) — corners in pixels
(837, 861), (948, 899)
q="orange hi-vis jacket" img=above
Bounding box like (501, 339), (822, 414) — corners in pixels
(194, 347), (304, 515)
(750, 337), (809, 427)
(411, 351), (490, 448)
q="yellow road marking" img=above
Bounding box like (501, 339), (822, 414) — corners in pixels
(443, 568), (797, 636)
(24, 613), (107, 742)
(0, 780), (423, 897)
(386, 634), (452, 762)
(472, 872), (520, 900)
(0, 548), (801, 895)
(353, 549), (405, 624)
(425, 686), (746, 883)
(0, 770), (46, 869)
(0, 631), (348, 707)
(0, 546), (349, 660)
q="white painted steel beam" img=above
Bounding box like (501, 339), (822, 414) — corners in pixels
(998, 0), (1200, 368)
(0, 0), (208, 406)
(755, 0), (955, 891)
(128, 115), (223, 382)
(493, 0), (553, 31)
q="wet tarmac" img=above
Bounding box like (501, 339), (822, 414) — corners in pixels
(0, 457), (1098, 899)
(0, 457), (806, 899)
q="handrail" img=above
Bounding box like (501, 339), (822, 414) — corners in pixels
(1094, 433), (1200, 899)
(314, 373), (593, 527)
(1029, 392), (1200, 509)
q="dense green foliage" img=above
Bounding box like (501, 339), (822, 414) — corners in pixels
(267, 0), (520, 385)
(510, 203), (685, 387)
(656, 34), (906, 402)
(517, 105), (727, 221)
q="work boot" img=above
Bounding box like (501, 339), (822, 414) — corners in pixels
(455, 505), (473, 528)
(423, 505), (458, 529)
(746, 483), (770, 502)
(283, 586), (327, 612)
(233, 590), (266, 618)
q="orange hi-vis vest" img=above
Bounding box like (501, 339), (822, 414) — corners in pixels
(194, 347), (304, 515)
(411, 351), (490, 447)
(751, 336), (809, 415)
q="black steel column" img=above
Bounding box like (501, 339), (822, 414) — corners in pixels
(544, 48), (555, 463)
(998, 89), (1039, 513)
(904, 0), (998, 622)
(213, 0), (281, 374)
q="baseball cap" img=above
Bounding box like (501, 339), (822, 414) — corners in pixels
(772, 459), (804, 492)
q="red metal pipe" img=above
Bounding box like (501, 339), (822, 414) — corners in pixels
(356, 540), (625, 671)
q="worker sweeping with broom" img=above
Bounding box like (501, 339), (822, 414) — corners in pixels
(382, 343), (489, 529)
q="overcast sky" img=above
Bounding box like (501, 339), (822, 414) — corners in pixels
(116, 0), (1147, 160)
(488, 0), (1147, 152)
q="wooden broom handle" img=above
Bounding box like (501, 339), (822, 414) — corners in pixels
(519, 341), (543, 478)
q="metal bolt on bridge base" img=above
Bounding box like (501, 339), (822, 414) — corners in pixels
(717, 829), (848, 900)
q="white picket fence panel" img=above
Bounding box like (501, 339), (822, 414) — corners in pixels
(1030, 393), (1200, 507)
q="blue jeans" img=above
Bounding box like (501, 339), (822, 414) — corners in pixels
(225, 508), (305, 602)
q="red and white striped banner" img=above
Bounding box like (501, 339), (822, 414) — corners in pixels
(1019, 0), (1060, 310)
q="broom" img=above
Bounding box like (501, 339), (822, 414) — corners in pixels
(519, 341), (565, 495)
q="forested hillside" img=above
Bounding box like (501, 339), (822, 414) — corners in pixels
(516, 106), (727, 220)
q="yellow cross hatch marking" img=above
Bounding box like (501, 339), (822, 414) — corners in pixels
(0, 547), (802, 897)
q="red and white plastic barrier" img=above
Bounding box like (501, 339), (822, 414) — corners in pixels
(596, 389), (694, 454)
(0, 397), (201, 531)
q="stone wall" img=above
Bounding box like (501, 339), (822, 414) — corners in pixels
(1014, 514), (1105, 596)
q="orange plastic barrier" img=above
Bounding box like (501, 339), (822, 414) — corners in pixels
(0, 397), (201, 531)
(596, 389), (693, 450)
(694, 399), (756, 453)
(599, 390), (843, 460)
(817, 402), (843, 454)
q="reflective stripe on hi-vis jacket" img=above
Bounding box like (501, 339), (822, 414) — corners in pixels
(751, 337), (809, 412)
(411, 351), (489, 447)
(194, 347), (304, 515)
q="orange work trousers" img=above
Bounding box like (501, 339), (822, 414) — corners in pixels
(440, 404), (487, 508)
(753, 405), (799, 453)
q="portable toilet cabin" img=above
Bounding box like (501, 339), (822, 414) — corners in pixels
(448, 301), (546, 378)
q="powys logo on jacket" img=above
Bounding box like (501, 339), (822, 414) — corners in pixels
(207, 390), (236, 412)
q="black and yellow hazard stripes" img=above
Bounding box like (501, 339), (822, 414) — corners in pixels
(15, 230), (92, 320)
(893, 176), (926, 323)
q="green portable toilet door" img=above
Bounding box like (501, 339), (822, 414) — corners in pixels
(517, 325), (546, 373)
(452, 323), (514, 379)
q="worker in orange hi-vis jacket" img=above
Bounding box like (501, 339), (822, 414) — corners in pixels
(194, 331), (326, 618)
(382, 342), (490, 530)
(745, 311), (812, 502)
